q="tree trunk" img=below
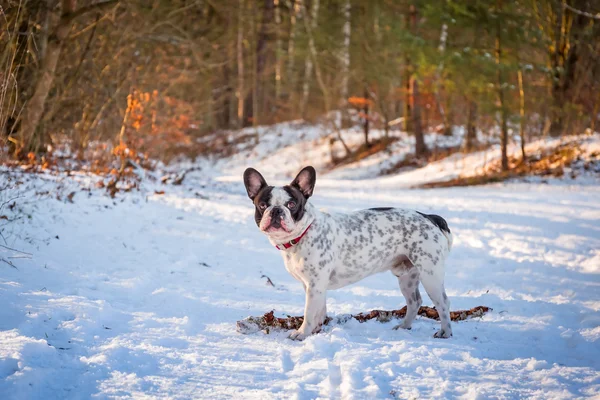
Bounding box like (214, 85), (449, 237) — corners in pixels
(237, 0), (245, 128)
(227, 29), (237, 128)
(274, 0), (282, 102)
(252, 0), (274, 125)
(592, 91), (600, 133)
(301, 0), (319, 118)
(256, 0), (274, 117)
(302, 0), (350, 156)
(242, 1), (257, 127)
(252, 39), (258, 129)
(403, 60), (412, 133)
(411, 76), (427, 157)
(218, 12), (233, 130)
(286, 0), (301, 99)
(406, 5), (427, 157)
(363, 87), (369, 147)
(403, 5), (418, 133)
(465, 100), (477, 152)
(547, 3), (587, 137)
(3, 6), (32, 144)
(222, 64), (232, 129)
(518, 68), (526, 162)
(17, 0), (75, 155)
(243, 4), (259, 128)
(434, 23), (451, 136)
(495, 0), (509, 172)
(340, 0), (351, 126)
(16, 0), (118, 156)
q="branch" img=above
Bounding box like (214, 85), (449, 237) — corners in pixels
(62, 0), (120, 26)
(1, 258), (18, 269)
(0, 195), (22, 212)
(0, 244), (32, 256)
(237, 306), (492, 334)
(563, 3), (600, 20)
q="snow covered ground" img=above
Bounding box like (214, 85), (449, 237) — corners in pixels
(1, 128), (600, 399)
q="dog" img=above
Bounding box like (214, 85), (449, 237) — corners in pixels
(243, 166), (454, 340)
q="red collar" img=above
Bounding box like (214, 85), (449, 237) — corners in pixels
(274, 224), (312, 250)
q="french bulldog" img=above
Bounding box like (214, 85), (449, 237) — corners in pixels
(243, 166), (454, 340)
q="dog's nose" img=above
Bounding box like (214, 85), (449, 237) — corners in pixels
(271, 207), (283, 219)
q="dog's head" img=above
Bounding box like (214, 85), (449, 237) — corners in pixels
(243, 166), (316, 240)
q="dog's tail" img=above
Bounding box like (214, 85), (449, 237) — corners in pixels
(442, 230), (453, 251)
(417, 211), (453, 251)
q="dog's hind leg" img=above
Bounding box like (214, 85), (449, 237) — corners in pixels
(420, 267), (452, 338)
(393, 270), (422, 331)
(391, 256), (422, 331)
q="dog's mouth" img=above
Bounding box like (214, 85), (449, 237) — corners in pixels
(263, 219), (290, 233)
(265, 225), (290, 233)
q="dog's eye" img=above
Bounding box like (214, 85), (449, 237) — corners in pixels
(287, 201), (296, 209)
(258, 202), (267, 210)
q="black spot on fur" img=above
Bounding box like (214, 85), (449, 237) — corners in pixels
(252, 186), (273, 226)
(417, 211), (450, 234)
(283, 185), (308, 222)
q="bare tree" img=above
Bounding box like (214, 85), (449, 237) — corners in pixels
(406, 4), (427, 157)
(434, 23), (451, 136)
(16, 0), (119, 156)
(411, 77), (426, 157)
(286, 0), (301, 99)
(339, 0), (351, 125)
(237, 0), (245, 128)
(302, 0), (350, 156)
(301, 0), (319, 118)
(518, 65), (526, 162)
(465, 100), (478, 151)
(495, 0), (509, 171)
(274, 0), (282, 102)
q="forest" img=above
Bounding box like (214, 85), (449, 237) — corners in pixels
(2, 2), (600, 398)
(1, 0), (599, 170)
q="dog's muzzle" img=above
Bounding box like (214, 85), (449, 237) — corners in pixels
(269, 207), (284, 228)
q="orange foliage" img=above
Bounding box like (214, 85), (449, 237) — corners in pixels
(348, 96), (373, 108)
(116, 89), (197, 162)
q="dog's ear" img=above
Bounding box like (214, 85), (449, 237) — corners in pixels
(243, 168), (268, 200)
(291, 166), (316, 198)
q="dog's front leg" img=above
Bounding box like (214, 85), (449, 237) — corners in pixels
(289, 284), (327, 341)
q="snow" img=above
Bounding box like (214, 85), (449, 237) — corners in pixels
(203, 118), (468, 181)
(1, 127), (600, 399)
(203, 119), (600, 188)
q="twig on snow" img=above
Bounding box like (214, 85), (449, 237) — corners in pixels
(261, 275), (275, 287)
(0, 195), (22, 212)
(0, 243), (32, 256)
(237, 306), (492, 334)
(1, 258), (18, 269)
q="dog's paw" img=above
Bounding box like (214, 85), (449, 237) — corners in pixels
(392, 322), (412, 331)
(433, 329), (452, 339)
(288, 329), (308, 341)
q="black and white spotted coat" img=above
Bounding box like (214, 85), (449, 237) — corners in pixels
(278, 202), (453, 340)
(243, 166), (454, 340)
